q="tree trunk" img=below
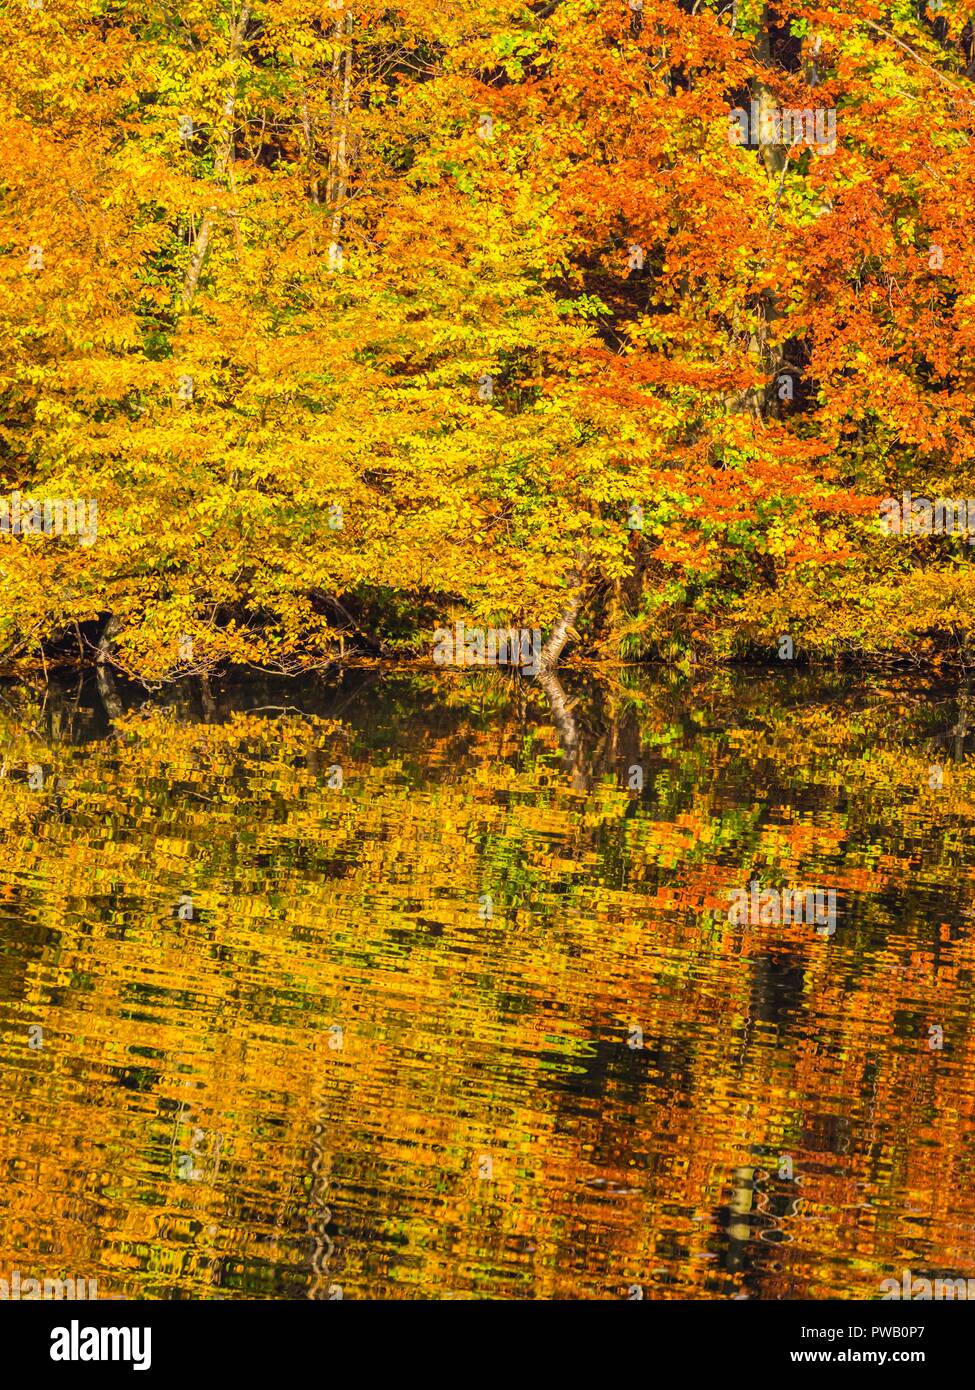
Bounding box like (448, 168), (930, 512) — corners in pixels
(96, 612), (122, 665)
(306, 1119), (335, 1300)
(539, 552), (588, 670)
(537, 668), (588, 792)
(328, 15), (354, 254)
(181, 3), (251, 311)
(96, 662), (124, 722)
(300, 97), (321, 206)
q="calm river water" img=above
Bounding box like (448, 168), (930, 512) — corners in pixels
(0, 666), (972, 1299)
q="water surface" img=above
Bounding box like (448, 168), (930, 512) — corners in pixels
(0, 667), (973, 1300)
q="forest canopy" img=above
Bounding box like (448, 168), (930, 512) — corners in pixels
(1, 0), (974, 678)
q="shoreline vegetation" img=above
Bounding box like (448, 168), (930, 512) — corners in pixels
(2, 625), (973, 688)
(3, 3), (975, 681)
(2, 662), (971, 794)
(3, 639), (975, 693)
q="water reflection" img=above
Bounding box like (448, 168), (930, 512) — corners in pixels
(0, 667), (973, 1300)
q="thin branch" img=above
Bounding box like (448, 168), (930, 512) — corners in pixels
(862, 19), (974, 99)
